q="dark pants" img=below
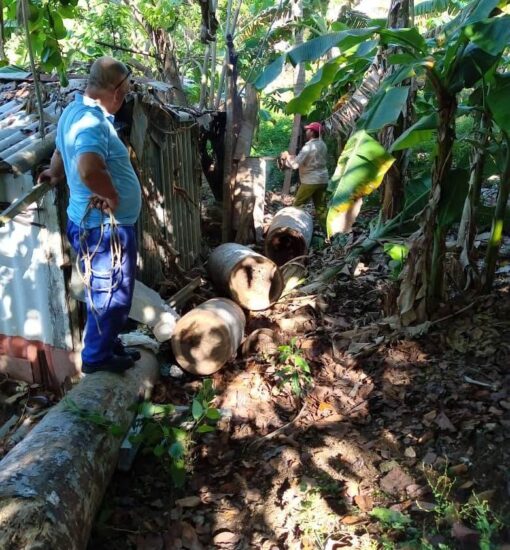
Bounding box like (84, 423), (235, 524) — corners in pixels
(67, 220), (137, 366)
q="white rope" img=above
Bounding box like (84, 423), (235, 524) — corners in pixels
(76, 201), (123, 335)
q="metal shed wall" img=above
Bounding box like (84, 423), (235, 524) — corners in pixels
(131, 98), (202, 286)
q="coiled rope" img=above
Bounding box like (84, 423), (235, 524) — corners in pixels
(76, 201), (123, 335)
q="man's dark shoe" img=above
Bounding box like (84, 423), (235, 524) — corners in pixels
(82, 354), (135, 374)
(113, 341), (141, 362)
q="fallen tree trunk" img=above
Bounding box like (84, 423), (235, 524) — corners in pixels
(265, 207), (313, 266)
(207, 243), (284, 310)
(0, 350), (159, 550)
(172, 298), (245, 375)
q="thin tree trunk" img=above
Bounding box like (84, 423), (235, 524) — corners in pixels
(483, 133), (510, 291)
(283, 0), (305, 195)
(152, 29), (188, 106)
(222, 33), (236, 242)
(379, 0), (412, 221)
(199, 44), (211, 109)
(398, 82), (457, 324)
(0, 0), (7, 62)
(21, 0), (45, 139)
(209, 39), (217, 109)
(457, 110), (489, 288)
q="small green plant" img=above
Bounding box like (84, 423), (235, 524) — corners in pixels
(275, 337), (313, 397)
(63, 397), (125, 437)
(131, 379), (221, 487)
(383, 242), (409, 281)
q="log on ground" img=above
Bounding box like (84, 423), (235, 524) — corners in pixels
(172, 298), (245, 375)
(0, 350), (159, 550)
(265, 207), (313, 266)
(207, 243), (283, 310)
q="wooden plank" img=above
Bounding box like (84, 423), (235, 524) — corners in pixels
(0, 181), (52, 227)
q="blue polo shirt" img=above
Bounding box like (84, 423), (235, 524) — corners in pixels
(56, 94), (141, 228)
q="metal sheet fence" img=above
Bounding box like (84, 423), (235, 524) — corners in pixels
(133, 99), (202, 286)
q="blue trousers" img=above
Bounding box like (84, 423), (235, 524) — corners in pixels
(67, 220), (137, 366)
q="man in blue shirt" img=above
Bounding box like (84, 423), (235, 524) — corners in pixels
(39, 57), (142, 374)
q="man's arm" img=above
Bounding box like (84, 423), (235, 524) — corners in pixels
(38, 149), (65, 186)
(77, 153), (119, 212)
(284, 143), (310, 170)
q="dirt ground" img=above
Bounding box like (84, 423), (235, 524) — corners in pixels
(85, 195), (510, 550)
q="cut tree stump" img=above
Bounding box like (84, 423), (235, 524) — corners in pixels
(0, 350), (159, 550)
(207, 243), (283, 310)
(171, 298), (245, 375)
(265, 207), (313, 266)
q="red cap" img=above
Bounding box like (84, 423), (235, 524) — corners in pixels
(304, 122), (322, 134)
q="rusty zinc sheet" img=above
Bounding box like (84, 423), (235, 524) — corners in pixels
(130, 97), (201, 284)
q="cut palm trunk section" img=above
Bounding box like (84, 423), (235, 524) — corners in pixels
(207, 243), (283, 310)
(265, 207), (313, 266)
(171, 298), (245, 375)
(0, 350), (159, 550)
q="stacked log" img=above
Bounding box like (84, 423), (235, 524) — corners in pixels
(264, 207), (313, 266)
(171, 298), (245, 375)
(207, 243), (283, 310)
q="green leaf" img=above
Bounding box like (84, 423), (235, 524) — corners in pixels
(379, 27), (427, 54)
(487, 74), (510, 133)
(437, 168), (470, 228)
(384, 243), (409, 262)
(287, 27), (380, 66)
(390, 113), (438, 151)
(109, 424), (125, 437)
(197, 424), (216, 433)
(358, 86), (410, 132)
(171, 427), (188, 442)
(253, 55), (285, 90)
(170, 458), (186, 487)
(153, 444), (165, 457)
(388, 52), (420, 65)
(168, 441), (185, 459)
(464, 14), (510, 55)
(205, 408), (221, 420)
(191, 399), (203, 420)
(327, 131), (395, 237)
(51, 12), (67, 39)
(370, 507), (412, 527)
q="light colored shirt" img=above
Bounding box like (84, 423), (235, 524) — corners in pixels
(56, 94), (141, 228)
(289, 138), (329, 185)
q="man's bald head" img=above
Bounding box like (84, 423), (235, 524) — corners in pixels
(88, 56), (129, 91)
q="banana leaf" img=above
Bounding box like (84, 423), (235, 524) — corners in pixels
(390, 113), (439, 151)
(253, 27), (379, 90)
(487, 73), (510, 133)
(357, 86), (410, 132)
(464, 15), (510, 56)
(447, 43), (500, 93)
(326, 131), (395, 237)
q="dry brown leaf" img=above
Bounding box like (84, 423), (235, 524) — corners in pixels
(451, 522), (480, 546)
(180, 521), (203, 550)
(435, 411), (457, 432)
(175, 496), (202, 508)
(354, 494), (373, 512)
(449, 463), (468, 476)
(404, 447), (416, 458)
(341, 515), (363, 525)
(380, 467), (414, 496)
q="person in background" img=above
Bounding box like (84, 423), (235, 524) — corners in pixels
(280, 121), (329, 229)
(38, 56), (142, 375)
